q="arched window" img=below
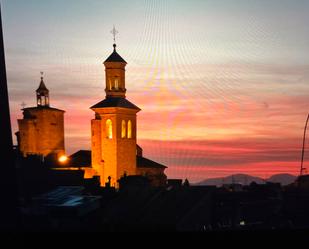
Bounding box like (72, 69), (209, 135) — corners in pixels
(127, 120), (132, 139)
(106, 119), (113, 139)
(115, 78), (119, 90)
(42, 96), (46, 106)
(121, 120), (126, 138)
(108, 79), (112, 90)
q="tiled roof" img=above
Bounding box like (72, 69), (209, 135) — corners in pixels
(66, 150), (167, 169)
(91, 97), (141, 110)
(36, 78), (49, 93)
(137, 156), (167, 169)
(104, 50), (127, 63)
(68, 150), (92, 168)
(23, 106), (65, 112)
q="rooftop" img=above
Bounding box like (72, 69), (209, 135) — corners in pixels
(58, 150), (167, 169)
(36, 77), (49, 93)
(68, 150), (92, 168)
(137, 155), (167, 169)
(104, 44), (127, 63)
(22, 106), (65, 112)
(91, 97), (141, 110)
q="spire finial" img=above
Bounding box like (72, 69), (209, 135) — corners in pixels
(40, 71), (44, 80)
(110, 25), (118, 51)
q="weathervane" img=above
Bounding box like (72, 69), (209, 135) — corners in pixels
(110, 25), (118, 43)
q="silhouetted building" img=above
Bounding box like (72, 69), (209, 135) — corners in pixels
(136, 149), (167, 187)
(118, 175), (150, 190)
(167, 179), (183, 189)
(22, 186), (101, 231)
(295, 175), (309, 190)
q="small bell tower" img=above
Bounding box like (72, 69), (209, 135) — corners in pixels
(17, 72), (65, 158)
(36, 72), (49, 107)
(104, 27), (127, 98)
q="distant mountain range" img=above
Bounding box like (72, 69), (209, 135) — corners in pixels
(197, 173), (297, 186)
(267, 174), (298, 186)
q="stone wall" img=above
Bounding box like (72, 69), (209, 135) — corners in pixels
(18, 108), (65, 158)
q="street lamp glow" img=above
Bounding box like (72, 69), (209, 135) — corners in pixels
(58, 155), (68, 163)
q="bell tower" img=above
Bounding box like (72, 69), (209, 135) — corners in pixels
(104, 43), (127, 98)
(17, 73), (65, 158)
(36, 72), (50, 107)
(91, 28), (141, 187)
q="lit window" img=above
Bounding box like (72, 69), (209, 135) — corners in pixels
(106, 119), (113, 139)
(115, 78), (119, 90)
(122, 120), (126, 138)
(128, 120), (132, 138)
(37, 94), (41, 106)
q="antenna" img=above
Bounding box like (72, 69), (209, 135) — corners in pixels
(300, 113), (309, 176)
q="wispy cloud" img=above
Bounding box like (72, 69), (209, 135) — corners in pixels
(4, 0), (309, 182)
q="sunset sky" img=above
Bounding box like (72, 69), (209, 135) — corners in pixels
(2, 0), (309, 182)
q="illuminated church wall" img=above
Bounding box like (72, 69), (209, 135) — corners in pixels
(91, 107), (138, 187)
(90, 41), (140, 187)
(17, 75), (65, 158)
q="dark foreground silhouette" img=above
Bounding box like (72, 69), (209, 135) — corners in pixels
(6, 154), (309, 232)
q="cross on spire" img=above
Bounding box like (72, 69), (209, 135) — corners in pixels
(110, 25), (118, 44)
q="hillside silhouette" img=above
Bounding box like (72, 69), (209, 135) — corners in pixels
(197, 173), (297, 186)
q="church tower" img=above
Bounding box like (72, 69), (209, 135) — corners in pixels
(17, 73), (65, 159)
(36, 74), (50, 107)
(91, 41), (140, 187)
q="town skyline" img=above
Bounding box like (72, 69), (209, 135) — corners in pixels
(2, 0), (309, 182)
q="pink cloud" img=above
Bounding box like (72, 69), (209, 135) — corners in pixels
(138, 138), (304, 182)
